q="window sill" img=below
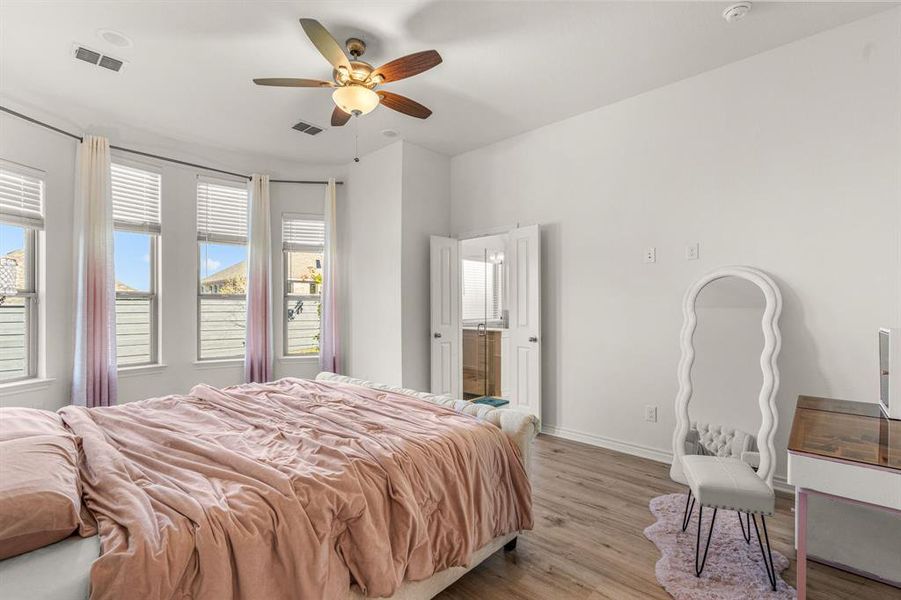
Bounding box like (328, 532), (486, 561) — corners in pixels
(279, 355), (320, 364)
(0, 377), (56, 394)
(193, 358), (244, 369)
(118, 364), (167, 378)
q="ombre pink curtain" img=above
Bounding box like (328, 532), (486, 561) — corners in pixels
(319, 178), (340, 374)
(245, 174), (272, 383)
(72, 135), (117, 407)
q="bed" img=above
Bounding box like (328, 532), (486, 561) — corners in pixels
(0, 373), (538, 600)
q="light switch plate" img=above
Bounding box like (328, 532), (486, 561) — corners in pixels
(644, 247), (656, 263)
(686, 242), (700, 260)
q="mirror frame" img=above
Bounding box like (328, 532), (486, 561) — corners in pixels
(670, 266), (783, 487)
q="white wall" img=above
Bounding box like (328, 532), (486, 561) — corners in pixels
(0, 108), (344, 410)
(401, 143), (451, 392)
(450, 9), (901, 481)
(342, 142), (405, 385)
(341, 140), (450, 389)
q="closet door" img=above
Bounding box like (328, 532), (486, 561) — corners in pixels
(507, 225), (541, 419)
(430, 236), (461, 398)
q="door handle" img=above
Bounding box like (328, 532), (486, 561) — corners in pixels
(477, 323), (486, 336)
(433, 332), (442, 339)
(529, 336), (538, 343)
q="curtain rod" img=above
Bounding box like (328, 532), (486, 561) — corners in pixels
(0, 105), (343, 185)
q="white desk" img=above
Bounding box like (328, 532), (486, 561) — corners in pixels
(787, 396), (901, 598)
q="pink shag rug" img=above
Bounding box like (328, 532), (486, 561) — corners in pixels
(644, 493), (796, 599)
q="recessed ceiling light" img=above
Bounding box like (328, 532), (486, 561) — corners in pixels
(381, 129), (399, 138)
(97, 29), (133, 48)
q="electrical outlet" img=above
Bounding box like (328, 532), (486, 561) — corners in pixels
(643, 247), (656, 263)
(644, 405), (658, 423)
(685, 242), (700, 261)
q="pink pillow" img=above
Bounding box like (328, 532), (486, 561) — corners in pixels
(0, 434), (88, 559)
(0, 407), (67, 442)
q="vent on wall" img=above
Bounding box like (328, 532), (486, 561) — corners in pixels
(292, 120), (324, 136)
(73, 44), (126, 72)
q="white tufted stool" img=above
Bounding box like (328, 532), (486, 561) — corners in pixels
(678, 422), (760, 530)
(680, 454), (777, 590)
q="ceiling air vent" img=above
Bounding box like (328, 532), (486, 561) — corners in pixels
(292, 120), (324, 136)
(98, 55), (124, 72)
(74, 46), (101, 65)
(73, 44), (126, 72)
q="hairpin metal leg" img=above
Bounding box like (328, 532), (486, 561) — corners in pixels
(751, 514), (777, 591)
(737, 511), (751, 544)
(694, 505), (718, 577)
(682, 489), (696, 532)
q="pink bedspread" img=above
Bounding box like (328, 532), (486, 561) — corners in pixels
(58, 378), (532, 600)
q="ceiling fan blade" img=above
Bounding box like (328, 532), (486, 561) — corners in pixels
(299, 18), (352, 71)
(331, 106), (351, 126)
(378, 91), (432, 119)
(253, 78), (334, 88)
(372, 50), (442, 83)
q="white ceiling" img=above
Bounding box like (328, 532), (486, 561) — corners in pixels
(0, 1), (894, 164)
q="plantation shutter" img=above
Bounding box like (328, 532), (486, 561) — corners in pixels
(0, 166), (44, 229)
(196, 177), (249, 244)
(111, 162), (162, 233)
(282, 215), (325, 251)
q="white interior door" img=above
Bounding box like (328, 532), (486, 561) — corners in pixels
(507, 225), (541, 419)
(430, 236), (461, 398)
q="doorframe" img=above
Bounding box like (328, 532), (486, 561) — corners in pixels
(451, 224), (541, 415)
(454, 223), (521, 240)
(432, 225), (541, 409)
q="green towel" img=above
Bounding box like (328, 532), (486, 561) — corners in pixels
(471, 396), (510, 408)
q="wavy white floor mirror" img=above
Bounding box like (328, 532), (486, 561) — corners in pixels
(670, 266), (783, 488)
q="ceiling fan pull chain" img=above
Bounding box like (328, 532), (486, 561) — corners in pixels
(354, 117), (360, 163)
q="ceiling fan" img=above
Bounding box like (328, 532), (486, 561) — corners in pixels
(254, 19), (442, 127)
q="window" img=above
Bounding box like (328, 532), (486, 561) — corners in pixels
(282, 215), (324, 356)
(0, 165), (43, 382)
(112, 162), (161, 367)
(197, 178), (248, 360)
(462, 256), (504, 325)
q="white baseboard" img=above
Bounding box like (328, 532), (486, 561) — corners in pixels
(541, 424), (794, 497)
(542, 424), (673, 463)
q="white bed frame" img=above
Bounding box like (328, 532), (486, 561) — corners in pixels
(0, 374), (540, 600)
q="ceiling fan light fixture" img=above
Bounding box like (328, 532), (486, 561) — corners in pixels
(254, 19), (440, 127)
(332, 85), (379, 116)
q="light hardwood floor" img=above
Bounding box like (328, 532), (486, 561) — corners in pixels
(438, 434), (900, 600)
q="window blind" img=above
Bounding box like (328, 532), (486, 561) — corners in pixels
(0, 167), (44, 229)
(196, 178), (249, 244)
(461, 259), (503, 322)
(111, 163), (161, 234)
(282, 216), (325, 251)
